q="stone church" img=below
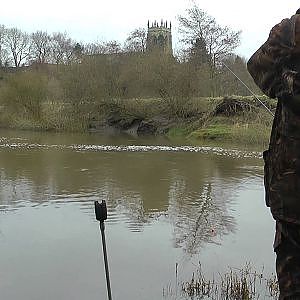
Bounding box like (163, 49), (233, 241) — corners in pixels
(146, 20), (172, 55)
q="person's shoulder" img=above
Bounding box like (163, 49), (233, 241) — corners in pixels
(268, 18), (293, 45)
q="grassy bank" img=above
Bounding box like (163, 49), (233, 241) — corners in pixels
(0, 68), (274, 146)
(166, 95), (274, 147)
(0, 92), (274, 146)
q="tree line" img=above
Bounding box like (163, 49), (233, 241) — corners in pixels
(0, 25), (125, 67)
(0, 20), (150, 67)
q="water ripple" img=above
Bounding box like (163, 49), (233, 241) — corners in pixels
(0, 140), (262, 159)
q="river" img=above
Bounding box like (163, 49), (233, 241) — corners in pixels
(0, 129), (276, 300)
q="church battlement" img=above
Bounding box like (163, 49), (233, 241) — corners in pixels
(147, 20), (172, 30)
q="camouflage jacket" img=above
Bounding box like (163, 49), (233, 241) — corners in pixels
(247, 13), (300, 224)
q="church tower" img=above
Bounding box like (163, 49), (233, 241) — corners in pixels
(146, 20), (172, 55)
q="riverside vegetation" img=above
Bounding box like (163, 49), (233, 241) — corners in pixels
(163, 263), (279, 300)
(0, 54), (274, 147)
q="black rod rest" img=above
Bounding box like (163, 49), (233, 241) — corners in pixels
(95, 200), (112, 300)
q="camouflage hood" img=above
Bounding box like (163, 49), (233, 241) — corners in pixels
(247, 14), (300, 100)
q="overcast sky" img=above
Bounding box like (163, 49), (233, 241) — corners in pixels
(1, 0), (299, 58)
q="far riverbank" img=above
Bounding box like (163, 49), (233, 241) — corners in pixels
(0, 95), (275, 148)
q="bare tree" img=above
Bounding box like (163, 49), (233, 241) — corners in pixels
(4, 27), (31, 67)
(83, 40), (121, 56)
(31, 31), (52, 64)
(83, 41), (106, 55)
(50, 32), (75, 64)
(178, 5), (241, 66)
(104, 40), (122, 54)
(124, 28), (147, 53)
(178, 5), (241, 96)
(0, 25), (10, 67)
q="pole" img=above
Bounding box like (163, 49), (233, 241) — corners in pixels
(222, 62), (275, 117)
(95, 200), (113, 300)
(100, 221), (112, 300)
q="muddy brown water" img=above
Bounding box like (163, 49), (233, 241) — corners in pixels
(0, 129), (275, 300)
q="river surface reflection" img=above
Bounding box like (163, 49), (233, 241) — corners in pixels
(0, 130), (275, 300)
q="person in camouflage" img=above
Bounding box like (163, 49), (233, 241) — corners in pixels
(247, 9), (300, 299)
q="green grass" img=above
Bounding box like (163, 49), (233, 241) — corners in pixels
(186, 123), (271, 147)
(188, 124), (232, 140)
(166, 127), (190, 138)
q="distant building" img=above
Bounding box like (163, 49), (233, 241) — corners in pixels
(146, 20), (172, 55)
